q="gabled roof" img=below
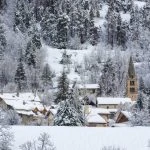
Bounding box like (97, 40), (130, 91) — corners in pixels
(97, 97), (132, 105)
(87, 113), (106, 124)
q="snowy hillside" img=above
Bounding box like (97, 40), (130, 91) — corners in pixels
(43, 44), (93, 83)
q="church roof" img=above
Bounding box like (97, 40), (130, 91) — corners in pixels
(128, 56), (136, 78)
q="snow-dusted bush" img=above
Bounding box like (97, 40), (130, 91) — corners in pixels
(5, 109), (22, 125)
(101, 146), (126, 150)
(148, 139), (150, 148)
(20, 132), (55, 150)
(3, 82), (17, 93)
(0, 109), (14, 150)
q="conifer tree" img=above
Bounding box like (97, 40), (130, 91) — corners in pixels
(89, 20), (99, 45)
(60, 50), (72, 65)
(14, 57), (27, 96)
(0, 20), (6, 60)
(14, 0), (31, 32)
(41, 7), (57, 45)
(99, 58), (116, 96)
(54, 86), (86, 126)
(137, 92), (144, 111)
(25, 28), (41, 68)
(55, 69), (69, 104)
(41, 63), (53, 88)
(56, 13), (69, 49)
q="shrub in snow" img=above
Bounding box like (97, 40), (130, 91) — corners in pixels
(148, 139), (150, 148)
(101, 146), (126, 150)
(0, 110), (14, 150)
(5, 109), (22, 125)
(20, 132), (55, 150)
(55, 69), (69, 104)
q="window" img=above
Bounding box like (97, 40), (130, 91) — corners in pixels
(130, 81), (135, 86)
(130, 88), (135, 93)
(107, 106), (109, 109)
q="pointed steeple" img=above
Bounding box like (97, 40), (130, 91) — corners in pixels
(128, 56), (135, 78)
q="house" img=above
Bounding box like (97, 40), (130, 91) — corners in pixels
(45, 107), (58, 126)
(78, 84), (100, 96)
(116, 111), (131, 123)
(126, 57), (138, 101)
(85, 105), (109, 127)
(97, 97), (132, 119)
(0, 93), (47, 125)
(97, 97), (132, 109)
(86, 106), (110, 123)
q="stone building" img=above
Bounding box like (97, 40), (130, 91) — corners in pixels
(126, 57), (138, 101)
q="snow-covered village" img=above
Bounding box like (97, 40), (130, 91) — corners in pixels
(0, 0), (150, 150)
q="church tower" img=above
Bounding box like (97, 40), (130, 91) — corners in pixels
(126, 57), (138, 101)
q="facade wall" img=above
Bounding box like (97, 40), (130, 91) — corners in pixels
(88, 123), (107, 127)
(79, 89), (99, 96)
(127, 77), (138, 101)
(97, 104), (118, 109)
(0, 98), (8, 110)
(100, 114), (109, 122)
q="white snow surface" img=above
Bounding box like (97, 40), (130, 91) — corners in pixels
(97, 97), (132, 105)
(12, 126), (150, 150)
(134, 1), (146, 8)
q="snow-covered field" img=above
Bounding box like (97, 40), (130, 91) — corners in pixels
(12, 126), (150, 150)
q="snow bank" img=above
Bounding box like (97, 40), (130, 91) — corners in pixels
(12, 126), (150, 150)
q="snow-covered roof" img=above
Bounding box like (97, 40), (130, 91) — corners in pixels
(88, 106), (110, 115)
(87, 113), (106, 124)
(121, 111), (132, 119)
(97, 97), (132, 105)
(49, 109), (57, 115)
(16, 110), (35, 116)
(77, 84), (99, 89)
(0, 93), (44, 111)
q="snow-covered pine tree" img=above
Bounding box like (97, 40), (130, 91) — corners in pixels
(14, 56), (27, 96)
(14, 0), (30, 32)
(136, 92), (144, 111)
(41, 7), (57, 46)
(0, 19), (6, 60)
(0, 0), (7, 12)
(55, 69), (69, 104)
(25, 27), (41, 69)
(41, 63), (53, 89)
(56, 13), (69, 49)
(60, 50), (72, 65)
(54, 88), (85, 126)
(0, 19), (7, 94)
(89, 19), (99, 46)
(99, 58), (116, 96)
